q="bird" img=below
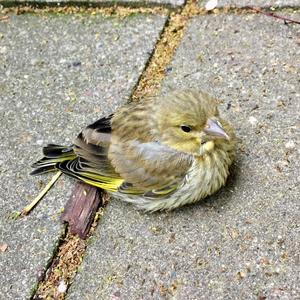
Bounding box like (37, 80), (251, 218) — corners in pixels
(31, 90), (237, 211)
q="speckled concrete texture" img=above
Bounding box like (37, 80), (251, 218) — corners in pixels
(68, 13), (300, 299)
(0, 13), (166, 299)
(199, 0), (300, 8)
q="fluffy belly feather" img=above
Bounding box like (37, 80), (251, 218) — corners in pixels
(114, 149), (232, 211)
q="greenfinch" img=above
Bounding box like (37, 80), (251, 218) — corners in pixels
(31, 90), (237, 211)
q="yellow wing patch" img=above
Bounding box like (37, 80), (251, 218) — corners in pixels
(79, 172), (124, 192)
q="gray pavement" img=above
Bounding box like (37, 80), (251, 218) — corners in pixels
(199, 0), (300, 8)
(0, 13), (166, 299)
(68, 13), (300, 300)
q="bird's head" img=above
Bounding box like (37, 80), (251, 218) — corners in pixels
(153, 90), (234, 156)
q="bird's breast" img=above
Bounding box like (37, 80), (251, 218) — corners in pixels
(185, 149), (232, 201)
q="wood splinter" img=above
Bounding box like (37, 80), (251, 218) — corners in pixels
(61, 182), (102, 239)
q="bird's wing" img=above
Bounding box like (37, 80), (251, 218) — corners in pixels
(109, 140), (193, 197)
(57, 115), (124, 191)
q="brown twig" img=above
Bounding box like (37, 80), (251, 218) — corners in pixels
(251, 7), (300, 25)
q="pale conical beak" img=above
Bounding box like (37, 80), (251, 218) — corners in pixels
(204, 119), (230, 140)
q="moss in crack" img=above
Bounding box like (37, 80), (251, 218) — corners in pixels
(0, 5), (169, 18)
(132, 0), (203, 100)
(29, 225), (68, 299)
(32, 206), (107, 299)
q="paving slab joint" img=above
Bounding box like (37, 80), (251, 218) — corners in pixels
(132, 0), (199, 100)
(129, 11), (174, 100)
(0, 0), (185, 10)
(1, 2), (298, 17)
(0, 3), (170, 17)
(31, 207), (106, 299)
(29, 225), (68, 299)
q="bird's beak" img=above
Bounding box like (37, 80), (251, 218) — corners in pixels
(204, 119), (230, 140)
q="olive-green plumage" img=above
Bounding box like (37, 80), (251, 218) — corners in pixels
(31, 90), (237, 211)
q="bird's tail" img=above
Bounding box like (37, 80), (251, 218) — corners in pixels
(30, 144), (76, 176)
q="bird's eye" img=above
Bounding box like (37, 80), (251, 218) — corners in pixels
(180, 125), (191, 133)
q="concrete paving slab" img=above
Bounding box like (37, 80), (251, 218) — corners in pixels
(68, 13), (300, 299)
(0, 0), (185, 9)
(0, 13), (166, 299)
(199, 0), (299, 8)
